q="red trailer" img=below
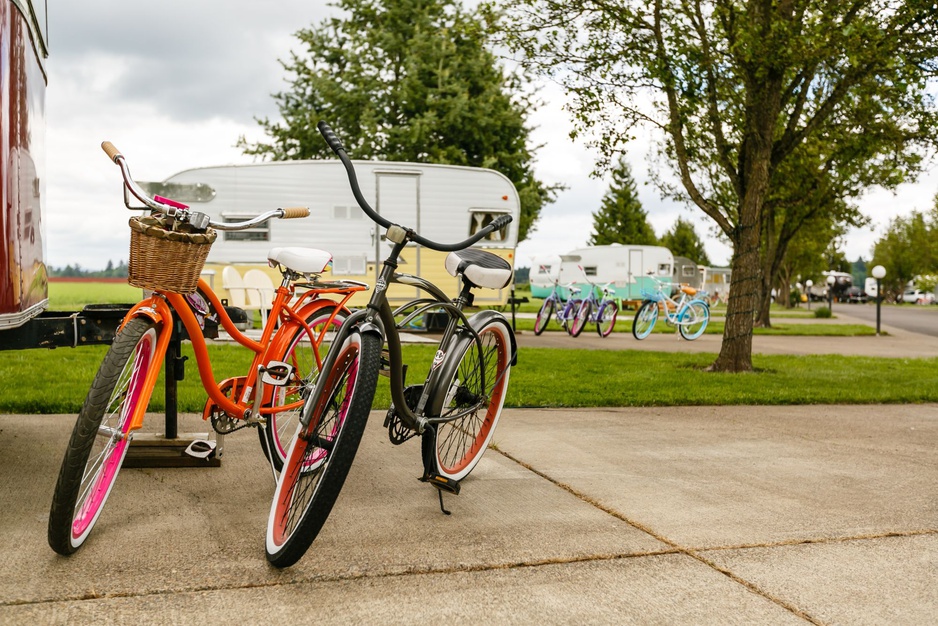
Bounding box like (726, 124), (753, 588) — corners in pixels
(0, 2), (130, 350)
(0, 0), (47, 330)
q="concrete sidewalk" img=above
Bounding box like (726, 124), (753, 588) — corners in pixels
(2, 405), (936, 624)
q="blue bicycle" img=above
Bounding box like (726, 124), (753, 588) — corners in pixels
(570, 271), (618, 338)
(533, 277), (582, 335)
(632, 277), (709, 340)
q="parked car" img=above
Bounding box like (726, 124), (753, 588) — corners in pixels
(898, 289), (935, 305)
(844, 286), (868, 303)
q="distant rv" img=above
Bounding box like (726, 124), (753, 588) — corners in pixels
(673, 256), (706, 291)
(144, 160), (521, 306)
(530, 244), (674, 301)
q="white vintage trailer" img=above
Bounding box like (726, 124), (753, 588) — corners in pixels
(144, 160), (520, 305)
(529, 253), (563, 298)
(557, 244), (674, 301)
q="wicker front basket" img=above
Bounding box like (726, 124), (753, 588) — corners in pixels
(127, 216), (217, 294)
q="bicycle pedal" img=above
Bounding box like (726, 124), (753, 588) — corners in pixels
(421, 473), (461, 495)
(262, 361), (295, 387)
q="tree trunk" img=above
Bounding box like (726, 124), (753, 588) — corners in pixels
(709, 218), (760, 372)
(754, 273), (774, 328)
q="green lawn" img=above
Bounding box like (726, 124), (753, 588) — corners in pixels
(17, 280), (921, 416)
(48, 281), (142, 310)
(3, 342), (935, 413)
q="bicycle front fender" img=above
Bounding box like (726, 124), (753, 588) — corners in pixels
(121, 299), (174, 432)
(120, 295), (172, 331)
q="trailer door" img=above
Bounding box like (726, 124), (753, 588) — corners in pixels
(628, 248), (644, 299)
(376, 171), (420, 299)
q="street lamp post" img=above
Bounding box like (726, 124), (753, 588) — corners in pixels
(872, 265), (886, 335)
(806, 280), (813, 311)
(826, 275), (835, 313)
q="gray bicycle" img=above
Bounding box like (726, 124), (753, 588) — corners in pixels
(265, 122), (517, 568)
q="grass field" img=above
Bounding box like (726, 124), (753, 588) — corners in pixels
(16, 280), (926, 415)
(3, 341), (938, 413)
(48, 281), (142, 310)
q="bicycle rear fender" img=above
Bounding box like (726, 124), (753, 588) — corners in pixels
(422, 311), (516, 418)
(466, 310), (517, 365)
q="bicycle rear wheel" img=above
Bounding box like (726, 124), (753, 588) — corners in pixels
(561, 299), (581, 334)
(266, 329), (380, 568)
(596, 301), (619, 337)
(678, 300), (709, 340)
(262, 306), (347, 471)
(632, 301), (658, 340)
(48, 317), (161, 555)
(423, 317), (512, 482)
(533, 298), (554, 335)
(570, 299), (591, 337)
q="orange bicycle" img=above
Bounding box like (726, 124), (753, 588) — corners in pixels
(47, 142), (367, 555)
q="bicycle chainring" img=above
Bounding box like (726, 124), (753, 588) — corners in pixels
(211, 413), (255, 435)
(384, 385), (423, 445)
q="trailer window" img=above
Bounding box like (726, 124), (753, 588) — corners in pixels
(333, 205), (364, 219)
(537, 265), (552, 274)
(583, 266), (597, 277)
(222, 214), (270, 242)
(658, 263), (671, 275)
(332, 255), (367, 275)
(682, 266), (696, 277)
(469, 210), (509, 242)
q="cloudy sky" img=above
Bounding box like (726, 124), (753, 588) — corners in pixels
(45, 2), (936, 272)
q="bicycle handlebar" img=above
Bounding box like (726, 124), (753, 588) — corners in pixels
(317, 121), (512, 252)
(101, 141), (310, 230)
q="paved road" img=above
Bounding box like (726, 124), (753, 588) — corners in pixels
(831, 301), (938, 337)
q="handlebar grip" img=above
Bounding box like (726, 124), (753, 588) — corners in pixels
(280, 207), (310, 219)
(317, 121), (346, 154)
(489, 214), (513, 231)
(101, 141), (122, 163)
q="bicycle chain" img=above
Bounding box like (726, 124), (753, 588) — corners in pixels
(210, 413), (257, 435)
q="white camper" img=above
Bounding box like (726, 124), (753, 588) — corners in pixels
(529, 254), (563, 298)
(558, 244), (674, 301)
(144, 160), (521, 305)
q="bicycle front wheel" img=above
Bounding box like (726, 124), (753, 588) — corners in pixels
(424, 317), (513, 482)
(48, 317), (161, 555)
(533, 298), (555, 335)
(678, 300), (710, 340)
(570, 299), (591, 337)
(262, 306), (347, 471)
(632, 301), (658, 340)
(266, 329), (380, 568)
(596, 301), (619, 337)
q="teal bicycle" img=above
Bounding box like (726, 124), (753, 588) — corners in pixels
(632, 277), (709, 340)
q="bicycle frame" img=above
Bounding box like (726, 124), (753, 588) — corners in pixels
(642, 281), (701, 326)
(119, 277), (362, 434)
(303, 233), (516, 436)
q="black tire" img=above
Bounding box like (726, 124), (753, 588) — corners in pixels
(570, 300), (592, 337)
(596, 301), (618, 337)
(265, 329), (381, 568)
(422, 317), (513, 482)
(533, 299), (555, 335)
(48, 317), (161, 555)
(260, 306), (347, 471)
